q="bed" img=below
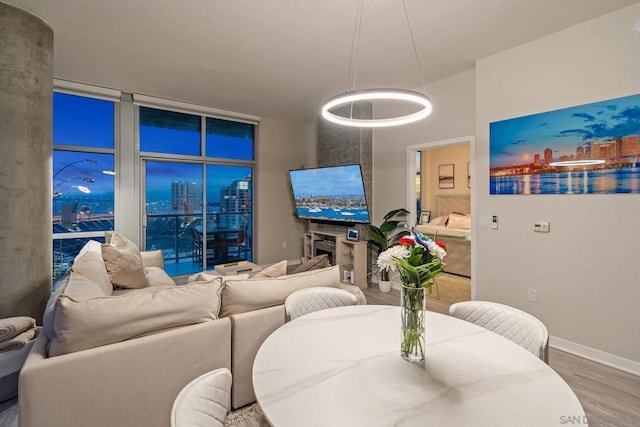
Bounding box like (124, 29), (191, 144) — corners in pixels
(416, 196), (471, 277)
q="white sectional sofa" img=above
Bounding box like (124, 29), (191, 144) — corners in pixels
(19, 235), (365, 427)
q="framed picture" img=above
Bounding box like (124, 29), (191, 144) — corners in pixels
(438, 164), (455, 189)
(347, 229), (359, 241)
(419, 211), (431, 224)
(467, 162), (471, 188)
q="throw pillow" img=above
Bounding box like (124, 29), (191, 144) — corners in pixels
(252, 260), (287, 279)
(101, 232), (149, 289)
(71, 246), (113, 296)
(291, 254), (331, 274)
(47, 278), (223, 357)
(447, 213), (471, 230)
(220, 265), (340, 317)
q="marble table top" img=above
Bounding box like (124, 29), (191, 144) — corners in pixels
(253, 305), (586, 427)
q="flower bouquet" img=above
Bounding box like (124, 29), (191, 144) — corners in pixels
(377, 227), (446, 362)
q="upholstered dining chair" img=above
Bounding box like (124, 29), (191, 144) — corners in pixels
(449, 301), (549, 363)
(171, 368), (232, 427)
(285, 286), (358, 321)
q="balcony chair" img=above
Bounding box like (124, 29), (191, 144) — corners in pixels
(285, 287), (358, 322)
(448, 301), (549, 363)
(189, 226), (227, 265)
(189, 227), (203, 264)
(171, 368), (232, 427)
(224, 227), (248, 261)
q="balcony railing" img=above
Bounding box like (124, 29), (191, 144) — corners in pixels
(52, 212), (252, 281)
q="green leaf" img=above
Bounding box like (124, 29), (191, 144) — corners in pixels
(383, 208), (409, 222)
(379, 220), (401, 233)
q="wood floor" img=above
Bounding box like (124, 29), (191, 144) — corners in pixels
(362, 286), (640, 427)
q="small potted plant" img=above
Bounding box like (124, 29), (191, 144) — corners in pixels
(368, 208), (409, 292)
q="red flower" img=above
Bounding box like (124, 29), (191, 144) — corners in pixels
(435, 240), (446, 250)
(398, 236), (414, 247)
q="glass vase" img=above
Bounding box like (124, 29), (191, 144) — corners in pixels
(400, 283), (425, 363)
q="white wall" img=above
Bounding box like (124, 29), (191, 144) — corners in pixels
(475, 4), (640, 369)
(255, 116), (315, 265)
(372, 70), (475, 225)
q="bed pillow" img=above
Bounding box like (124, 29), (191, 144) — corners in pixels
(101, 232), (149, 289)
(429, 215), (448, 226)
(447, 213), (471, 230)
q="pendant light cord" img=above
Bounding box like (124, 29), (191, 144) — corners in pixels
(346, 0), (364, 93)
(401, 0), (428, 95)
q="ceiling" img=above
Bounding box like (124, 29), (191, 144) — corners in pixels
(6, 0), (639, 121)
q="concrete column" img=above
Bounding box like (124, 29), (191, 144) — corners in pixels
(0, 3), (53, 322)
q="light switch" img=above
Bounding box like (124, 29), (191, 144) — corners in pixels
(480, 216), (492, 228)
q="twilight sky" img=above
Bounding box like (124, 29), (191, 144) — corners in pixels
(289, 165), (367, 198)
(490, 93), (640, 168)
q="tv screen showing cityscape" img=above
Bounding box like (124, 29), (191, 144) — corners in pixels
(289, 164), (370, 224)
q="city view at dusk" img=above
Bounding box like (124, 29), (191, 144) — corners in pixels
(490, 93), (640, 194)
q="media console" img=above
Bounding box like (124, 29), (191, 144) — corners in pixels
(303, 230), (367, 290)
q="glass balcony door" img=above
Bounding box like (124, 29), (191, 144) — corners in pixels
(144, 160), (254, 276)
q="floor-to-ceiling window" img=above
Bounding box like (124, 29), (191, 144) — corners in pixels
(138, 103), (256, 276)
(52, 90), (117, 282)
(51, 84), (258, 281)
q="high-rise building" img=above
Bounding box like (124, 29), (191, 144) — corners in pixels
(534, 153), (540, 166)
(219, 177), (251, 229)
(544, 148), (553, 165)
(171, 181), (201, 213)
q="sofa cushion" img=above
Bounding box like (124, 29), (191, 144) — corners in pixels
(290, 254), (331, 274)
(220, 265), (340, 317)
(111, 284), (175, 296)
(140, 249), (165, 269)
(145, 266), (176, 287)
(251, 260), (287, 279)
(42, 271), (109, 341)
(101, 232), (149, 289)
(47, 278), (224, 357)
(71, 247), (113, 296)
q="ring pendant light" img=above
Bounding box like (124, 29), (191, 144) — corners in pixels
(321, 0), (432, 128)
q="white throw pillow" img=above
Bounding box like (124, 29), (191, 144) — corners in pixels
(101, 232), (149, 289)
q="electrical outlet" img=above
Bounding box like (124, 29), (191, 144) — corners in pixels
(528, 288), (538, 303)
(282, 241), (288, 249)
(533, 222), (550, 233)
(492, 215), (498, 229)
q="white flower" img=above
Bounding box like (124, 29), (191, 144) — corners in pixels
(377, 245), (410, 272)
(426, 240), (447, 260)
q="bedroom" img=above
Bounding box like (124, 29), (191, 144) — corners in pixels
(415, 142), (471, 302)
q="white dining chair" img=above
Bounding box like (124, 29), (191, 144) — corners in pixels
(285, 287), (358, 321)
(171, 368), (232, 427)
(449, 301), (549, 363)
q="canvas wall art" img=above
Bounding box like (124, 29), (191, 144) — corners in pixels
(438, 164), (454, 189)
(489, 93), (640, 195)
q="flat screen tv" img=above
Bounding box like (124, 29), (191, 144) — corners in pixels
(289, 164), (370, 224)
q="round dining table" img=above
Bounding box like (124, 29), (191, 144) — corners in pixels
(253, 305), (586, 427)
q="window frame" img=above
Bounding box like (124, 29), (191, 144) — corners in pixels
(134, 95), (258, 271)
(52, 83), (120, 242)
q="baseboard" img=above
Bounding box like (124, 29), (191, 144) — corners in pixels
(550, 336), (640, 376)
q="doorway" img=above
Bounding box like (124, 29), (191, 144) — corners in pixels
(406, 135), (476, 301)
